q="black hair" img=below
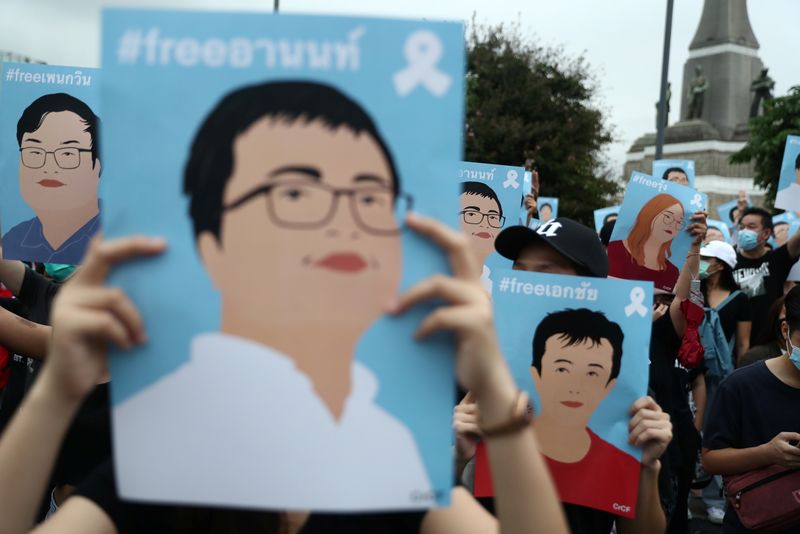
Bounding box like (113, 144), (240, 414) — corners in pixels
(599, 219), (615, 247)
(16, 93), (100, 168)
(531, 308), (624, 384)
(738, 206), (773, 231)
(700, 261), (739, 302)
(183, 81), (399, 241)
(729, 206), (739, 223)
(784, 286), (800, 334)
(795, 152), (800, 171)
(539, 202), (552, 212)
(775, 221), (789, 230)
(461, 181), (503, 217)
(602, 212), (617, 226)
(753, 295), (787, 348)
(661, 167), (687, 181)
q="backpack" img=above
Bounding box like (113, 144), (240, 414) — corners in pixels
(698, 290), (740, 379)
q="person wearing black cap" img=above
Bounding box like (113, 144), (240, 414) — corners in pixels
(462, 217), (672, 534)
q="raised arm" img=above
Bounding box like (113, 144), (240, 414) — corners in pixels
(0, 306), (50, 360)
(0, 236), (166, 534)
(395, 214), (568, 534)
(670, 211), (707, 337)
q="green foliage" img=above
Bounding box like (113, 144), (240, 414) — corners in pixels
(465, 20), (618, 224)
(731, 86), (800, 207)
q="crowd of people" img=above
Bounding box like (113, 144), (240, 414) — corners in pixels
(0, 158), (800, 534)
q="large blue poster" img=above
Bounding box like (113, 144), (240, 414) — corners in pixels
(101, 9), (463, 511)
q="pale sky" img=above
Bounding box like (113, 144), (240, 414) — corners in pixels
(1, 0), (794, 178)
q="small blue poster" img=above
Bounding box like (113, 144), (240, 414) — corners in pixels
(101, 9), (464, 511)
(652, 159), (695, 189)
(776, 136), (800, 212)
(0, 63), (101, 264)
(594, 205), (621, 233)
(537, 196), (559, 221)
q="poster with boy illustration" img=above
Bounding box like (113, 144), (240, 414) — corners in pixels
(775, 136), (800, 212)
(653, 158), (695, 188)
(705, 219), (732, 244)
(457, 161), (523, 295)
(474, 270), (653, 517)
(717, 194), (751, 227)
(101, 9), (464, 511)
(0, 63), (101, 264)
(594, 205), (620, 233)
(537, 196), (558, 221)
(607, 172), (707, 292)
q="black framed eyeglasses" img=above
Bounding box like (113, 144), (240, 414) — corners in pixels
(222, 180), (412, 236)
(19, 147), (92, 170)
(459, 209), (505, 229)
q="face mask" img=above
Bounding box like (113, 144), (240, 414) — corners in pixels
(44, 263), (77, 282)
(698, 260), (712, 280)
(788, 339), (800, 371)
(738, 229), (759, 251)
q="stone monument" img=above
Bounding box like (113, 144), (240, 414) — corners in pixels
(625, 0), (768, 209)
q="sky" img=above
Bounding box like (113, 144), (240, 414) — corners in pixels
(0, 0), (794, 178)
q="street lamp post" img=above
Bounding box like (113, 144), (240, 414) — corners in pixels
(655, 0), (674, 161)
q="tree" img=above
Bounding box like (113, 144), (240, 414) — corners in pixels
(731, 86), (800, 207)
(465, 21), (618, 224)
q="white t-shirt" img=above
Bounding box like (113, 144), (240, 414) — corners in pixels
(776, 183), (800, 212)
(114, 332), (433, 511)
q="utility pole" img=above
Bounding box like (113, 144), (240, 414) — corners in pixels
(655, 0), (674, 160)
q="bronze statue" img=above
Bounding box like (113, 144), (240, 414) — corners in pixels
(750, 68), (775, 118)
(687, 65), (708, 120)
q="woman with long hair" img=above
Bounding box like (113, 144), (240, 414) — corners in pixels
(607, 194), (684, 291)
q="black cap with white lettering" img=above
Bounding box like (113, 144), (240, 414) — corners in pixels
(495, 218), (608, 278)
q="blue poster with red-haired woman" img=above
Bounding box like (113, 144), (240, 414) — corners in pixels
(607, 172), (708, 292)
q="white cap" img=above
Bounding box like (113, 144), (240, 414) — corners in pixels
(700, 240), (737, 269)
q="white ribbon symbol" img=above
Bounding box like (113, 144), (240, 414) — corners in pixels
(690, 194), (703, 209)
(393, 30), (452, 97)
(624, 287), (648, 318)
(503, 170), (520, 189)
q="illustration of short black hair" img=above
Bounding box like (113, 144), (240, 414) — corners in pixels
(729, 206), (739, 223)
(184, 81), (399, 241)
(461, 181), (502, 217)
(602, 212), (618, 226)
(774, 221), (789, 230)
(17, 93), (101, 168)
(531, 308), (624, 384)
(539, 202), (552, 212)
(795, 152), (800, 171)
(661, 167), (687, 182)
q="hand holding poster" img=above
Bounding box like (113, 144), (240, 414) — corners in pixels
(474, 270), (653, 517)
(608, 172), (708, 292)
(775, 136), (800, 212)
(458, 162), (523, 294)
(0, 63), (101, 264)
(652, 159), (695, 188)
(102, 9), (464, 511)
(717, 193), (751, 227)
(594, 205), (620, 233)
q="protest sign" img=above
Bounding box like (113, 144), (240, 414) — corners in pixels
(457, 162), (523, 295)
(608, 172), (707, 292)
(594, 206), (620, 233)
(653, 159), (695, 188)
(772, 212), (797, 247)
(705, 219), (732, 244)
(474, 270), (653, 517)
(775, 136), (800, 212)
(0, 63), (100, 264)
(537, 196), (558, 221)
(102, 9), (464, 511)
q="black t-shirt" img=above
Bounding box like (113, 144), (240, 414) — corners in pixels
(714, 291), (751, 342)
(734, 246), (795, 345)
(703, 360), (800, 533)
(476, 492), (615, 533)
(648, 313), (691, 426)
(75, 460), (427, 534)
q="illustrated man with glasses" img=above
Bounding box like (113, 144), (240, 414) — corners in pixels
(114, 81), (432, 508)
(459, 181), (505, 294)
(3, 93), (101, 263)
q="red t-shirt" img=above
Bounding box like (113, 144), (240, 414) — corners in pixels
(607, 240), (679, 292)
(0, 286), (13, 390)
(474, 429), (640, 518)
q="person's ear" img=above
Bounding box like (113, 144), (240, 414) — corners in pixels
(530, 367), (542, 390)
(198, 232), (225, 290)
(603, 378), (617, 393)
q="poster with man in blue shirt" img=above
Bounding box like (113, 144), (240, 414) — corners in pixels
(102, 9), (463, 512)
(0, 63), (101, 264)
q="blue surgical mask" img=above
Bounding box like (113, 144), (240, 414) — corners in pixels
(789, 340), (800, 371)
(698, 260), (712, 280)
(738, 229), (759, 251)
